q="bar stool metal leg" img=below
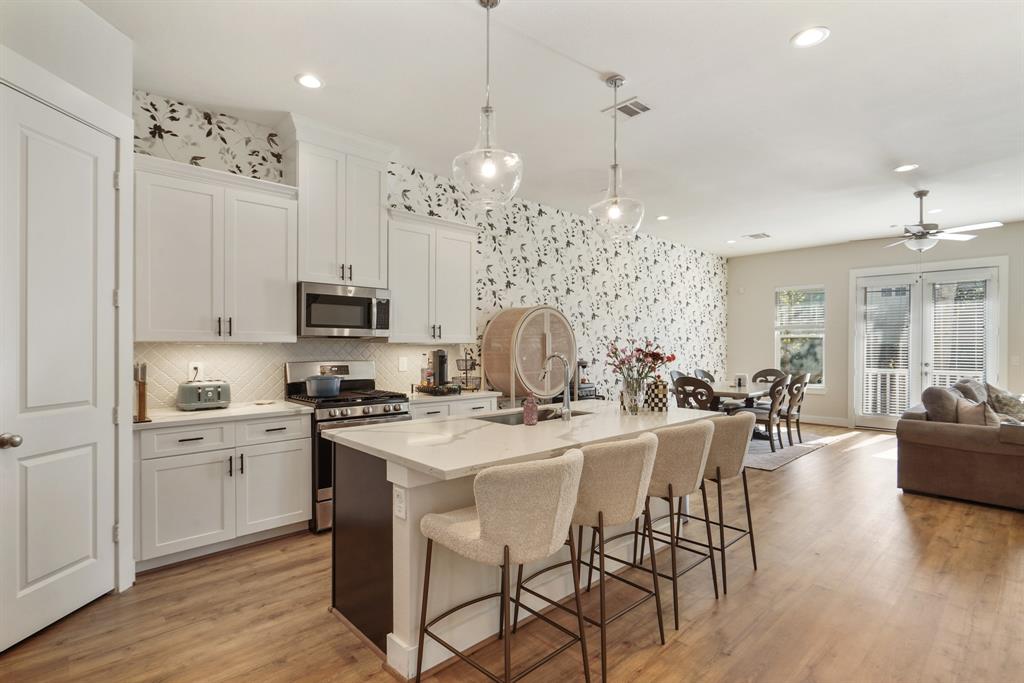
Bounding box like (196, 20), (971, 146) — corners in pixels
(597, 512), (608, 683)
(498, 561), (506, 640)
(666, 486), (679, 630)
(715, 467), (728, 595)
(587, 527), (598, 592)
(700, 482), (719, 599)
(511, 565), (525, 634)
(644, 499), (666, 645)
(742, 469), (758, 571)
(502, 546), (512, 683)
(415, 539), (433, 683)
(567, 527), (592, 683)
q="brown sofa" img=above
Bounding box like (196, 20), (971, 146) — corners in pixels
(897, 404), (1024, 510)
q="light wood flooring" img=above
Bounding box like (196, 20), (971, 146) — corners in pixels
(1, 427), (1021, 682)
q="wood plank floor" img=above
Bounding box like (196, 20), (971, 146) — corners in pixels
(2, 427), (1021, 682)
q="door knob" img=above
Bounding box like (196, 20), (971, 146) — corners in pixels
(0, 433), (23, 449)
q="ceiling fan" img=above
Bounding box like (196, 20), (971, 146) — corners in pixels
(886, 189), (1003, 252)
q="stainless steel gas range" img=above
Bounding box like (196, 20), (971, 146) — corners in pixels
(285, 360), (410, 532)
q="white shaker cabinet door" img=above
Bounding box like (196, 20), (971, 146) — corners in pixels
(388, 218), (435, 343)
(234, 439), (311, 536)
(434, 228), (476, 343)
(345, 155), (388, 288)
(135, 171), (225, 342)
(297, 143), (346, 285)
(140, 449), (236, 560)
(224, 189), (298, 342)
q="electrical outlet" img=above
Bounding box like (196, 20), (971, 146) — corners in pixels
(188, 362), (204, 382)
(393, 487), (407, 520)
(399, 356), (408, 372)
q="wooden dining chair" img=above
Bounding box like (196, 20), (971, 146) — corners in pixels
(669, 370), (686, 384)
(673, 376), (715, 410)
(782, 373), (811, 445)
(693, 369), (715, 383)
(734, 375), (791, 452)
(752, 368), (786, 384)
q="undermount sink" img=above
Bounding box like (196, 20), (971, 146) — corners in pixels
(475, 409), (590, 426)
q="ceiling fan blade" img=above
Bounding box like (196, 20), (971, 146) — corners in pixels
(942, 221), (1003, 234)
(933, 232), (976, 241)
(884, 239), (908, 248)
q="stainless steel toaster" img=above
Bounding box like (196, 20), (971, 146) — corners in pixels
(176, 380), (231, 411)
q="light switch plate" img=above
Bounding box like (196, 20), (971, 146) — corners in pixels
(399, 356), (408, 372)
(393, 487), (407, 520)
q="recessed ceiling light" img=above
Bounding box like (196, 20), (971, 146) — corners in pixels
(927, 208), (943, 214)
(656, 215), (669, 221)
(726, 239), (737, 244)
(295, 73), (323, 89)
(893, 163), (919, 173)
(790, 26), (831, 48)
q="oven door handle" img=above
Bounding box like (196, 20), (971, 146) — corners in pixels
(317, 414), (412, 431)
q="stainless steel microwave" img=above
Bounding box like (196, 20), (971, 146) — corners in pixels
(298, 282), (390, 338)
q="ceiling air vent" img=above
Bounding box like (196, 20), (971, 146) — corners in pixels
(742, 232), (772, 240)
(601, 96), (652, 118)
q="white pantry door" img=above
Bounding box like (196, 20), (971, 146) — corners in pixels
(0, 86), (117, 651)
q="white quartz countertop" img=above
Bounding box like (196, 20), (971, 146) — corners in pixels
(408, 390), (502, 405)
(324, 400), (717, 480)
(134, 401), (312, 431)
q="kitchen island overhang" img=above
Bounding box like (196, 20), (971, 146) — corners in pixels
(325, 400), (717, 678)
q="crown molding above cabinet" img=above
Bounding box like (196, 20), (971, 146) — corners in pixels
(135, 154), (298, 198)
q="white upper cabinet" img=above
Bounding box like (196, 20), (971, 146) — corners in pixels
(280, 115), (394, 290)
(388, 211), (479, 345)
(134, 155), (298, 343)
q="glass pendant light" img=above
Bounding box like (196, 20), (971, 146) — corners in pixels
(452, 0), (523, 210)
(590, 74), (644, 241)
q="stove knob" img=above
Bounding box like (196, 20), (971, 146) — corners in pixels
(328, 409), (340, 418)
(363, 406), (372, 415)
(341, 408), (351, 417)
(382, 404), (391, 413)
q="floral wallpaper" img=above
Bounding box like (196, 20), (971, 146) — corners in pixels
(132, 92), (728, 402)
(133, 90), (283, 181)
(388, 166), (728, 400)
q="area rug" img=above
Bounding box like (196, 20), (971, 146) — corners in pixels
(743, 431), (837, 471)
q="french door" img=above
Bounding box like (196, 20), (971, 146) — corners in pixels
(1, 85), (118, 650)
(854, 267), (999, 429)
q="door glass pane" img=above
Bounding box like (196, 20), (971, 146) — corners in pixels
(928, 279), (987, 388)
(861, 285), (911, 417)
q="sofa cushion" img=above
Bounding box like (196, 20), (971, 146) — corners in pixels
(956, 398), (1000, 426)
(987, 383), (1024, 421)
(954, 379), (988, 404)
(922, 386), (961, 423)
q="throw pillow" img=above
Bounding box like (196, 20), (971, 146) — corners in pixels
(955, 398), (988, 425)
(954, 378), (988, 404)
(986, 383), (1024, 421)
(922, 386), (961, 423)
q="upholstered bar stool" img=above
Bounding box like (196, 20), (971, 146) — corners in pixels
(512, 432), (663, 682)
(644, 421), (718, 628)
(415, 451), (589, 683)
(675, 412), (758, 595)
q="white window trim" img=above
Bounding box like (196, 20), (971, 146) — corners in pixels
(773, 285), (827, 391)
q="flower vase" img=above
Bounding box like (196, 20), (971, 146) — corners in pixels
(620, 377), (645, 415)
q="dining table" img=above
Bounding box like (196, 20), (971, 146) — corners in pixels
(706, 380), (772, 410)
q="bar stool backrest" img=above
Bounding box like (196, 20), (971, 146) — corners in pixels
(649, 420), (715, 498)
(572, 432), (658, 528)
(475, 450), (584, 565)
(705, 412), (756, 481)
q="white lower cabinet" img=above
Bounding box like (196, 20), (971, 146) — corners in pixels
(235, 440), (311, 535)
(410, 395), (499, 421)
(141, 448), (236, 560)
(138, 417), (312, 562)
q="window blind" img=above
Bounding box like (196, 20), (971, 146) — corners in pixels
(861, 285), (910, 416)
(775, 289), (826, 329)
(928, 280), (987, 388)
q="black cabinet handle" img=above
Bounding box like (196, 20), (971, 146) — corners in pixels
(426, 410), (441, 415)
(471, 406), (485, 410)
(228, 317), (233, 336)
(438, 324), (442, 338)
(217, 317), (222, 336)
(228, 455), (233, 477)
(348, 264), (353, 280)
(178, 436), (204, 443)
(265, 426), (287, 433)
(240, 453), (245, 474)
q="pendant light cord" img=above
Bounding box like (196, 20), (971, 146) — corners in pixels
(612, 80), (619, 195)
(485, 5), (491, 110)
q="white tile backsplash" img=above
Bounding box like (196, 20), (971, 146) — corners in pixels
(135, 340), (462, 407)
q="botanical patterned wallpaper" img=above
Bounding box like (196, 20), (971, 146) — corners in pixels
(132, 91), (728, 404)
(133, 90), (283, 181)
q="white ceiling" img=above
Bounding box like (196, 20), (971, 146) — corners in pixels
(87, 0), (1024, 257)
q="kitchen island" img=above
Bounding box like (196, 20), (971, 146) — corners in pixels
(325, 400), (716, 678)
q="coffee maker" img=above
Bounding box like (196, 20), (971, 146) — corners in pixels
(431, 349), (448, 386)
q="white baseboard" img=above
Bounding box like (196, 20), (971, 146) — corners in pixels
(799, 414), (853, 428)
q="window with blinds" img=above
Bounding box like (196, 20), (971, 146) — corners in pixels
(774, 287), (826, 386)
(928, 279), (988, 388)
(861, 285), (911, 416)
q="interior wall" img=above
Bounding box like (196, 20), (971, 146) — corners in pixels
(0, 0), (132, 114)
(132, 90), (728, 406)
(727, 221), (1024, 423)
